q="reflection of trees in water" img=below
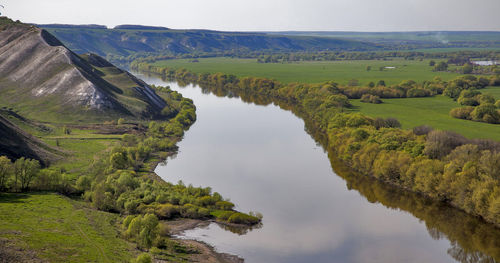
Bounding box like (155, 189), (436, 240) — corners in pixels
(149, 72), (500, 263)
(329, 155), (500, 263)
(216, 222), (263, 236)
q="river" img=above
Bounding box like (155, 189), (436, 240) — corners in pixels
(134, 72), (500, 263)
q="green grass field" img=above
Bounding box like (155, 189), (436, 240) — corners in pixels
(0, 193), (134, 262)
(351, 94), (500, 140)
(482, 86), (500, 100)
(152, 57), (462, 85)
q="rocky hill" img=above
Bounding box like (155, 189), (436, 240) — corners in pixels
(0, 18), (166, 123)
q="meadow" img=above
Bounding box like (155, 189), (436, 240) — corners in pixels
(0, 193), (134, 262)
(351, 90), (500, 140)
(151, 57), (462, 85)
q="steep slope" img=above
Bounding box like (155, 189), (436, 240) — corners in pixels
(0, 114), (58, 166)
(0, 18), (166, 123)
(39, 24), (381, 58)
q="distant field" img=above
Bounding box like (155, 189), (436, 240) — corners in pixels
(351, 94), (500, 140)
(152, 57), (462, 85)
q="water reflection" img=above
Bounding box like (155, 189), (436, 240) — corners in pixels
(136, 72), (500, 263)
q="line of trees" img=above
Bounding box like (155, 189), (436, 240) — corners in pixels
(0, 156), (41, 192)
(133, 63), (500, 227)
(125, 50), (500, 67)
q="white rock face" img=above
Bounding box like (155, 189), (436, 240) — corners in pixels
(0, 26), (112, 110)
(0, 24), (167, 118)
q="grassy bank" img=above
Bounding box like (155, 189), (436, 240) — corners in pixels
(150, 57), (462, 85)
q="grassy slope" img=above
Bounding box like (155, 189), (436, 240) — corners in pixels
(350, 94), (500, 140)
(152, 57), (462, 85)
(0, 192), (134, 262)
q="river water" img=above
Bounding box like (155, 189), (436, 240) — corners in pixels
(134, 72), (500, 263)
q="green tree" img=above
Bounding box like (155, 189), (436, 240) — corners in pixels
(110, 152), (128, 170)
(462, 63), (473, 74)
(138, 214), (159, 249)
(429, 60), (436, 66)
(377, 80), (386, 87)
(14, 158), (40, 191)
(133, 253), (152, 263)
(0, 156), (13, 191)
(434, 61), (448, 71)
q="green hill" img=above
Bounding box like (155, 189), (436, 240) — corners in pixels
(39, 24), (381, 58)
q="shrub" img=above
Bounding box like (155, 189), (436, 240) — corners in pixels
(360, 94), (382, 104)
(449, 107), (474, 120)
(227, 212), (260, 225)
(213, 210), (235, 221)
(215, 201), (235, 210)
(352, 128), (370, 141)
(412, 125), (433, 136)
(133, 253), (152, 263)
(155, 204), (178, 219)
(406, 88), (430, 98)
(424, 130), (467, 159)
(374, 117), (401, 129)
(471, 103), (500, 123)
(479, 94), (496, 105)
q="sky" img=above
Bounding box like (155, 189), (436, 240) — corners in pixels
(4, 0), (500, 32)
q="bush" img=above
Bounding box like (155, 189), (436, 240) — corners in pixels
(227, 212), (260, 225)
(412, 125), (433, 136)
(352, 128), (370, 141)
(471, 103), (500, 123)
(374, 117), (401, 129)
(360, 94), (382, 104)
(424, 130), (467, 159)
(132, 253), (152, 263)
(406, 88), (430, 98)
(215, 201), (235, 210)
(155, 204), (178, 219)
(449, 107), (474, 120)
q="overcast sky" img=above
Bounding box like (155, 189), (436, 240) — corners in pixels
(4, 0), (500, 31)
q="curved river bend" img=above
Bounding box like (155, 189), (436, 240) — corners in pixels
(135, 72), (500, 263)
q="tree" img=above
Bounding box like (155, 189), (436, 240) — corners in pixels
(462, 63), (473, 74)
(0, 156), (13, 191)
(434, 62), (448, 71)
(138, 214), (159, 249)
(377, 80), (386, 87)
(110, 152), (128, 170)
(429, 60), (436, 66)
(366, 66), (371, 71)
(117, 118), (125, 125)
(133, 253), (152, 263)
(14, 158), (40, 191)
